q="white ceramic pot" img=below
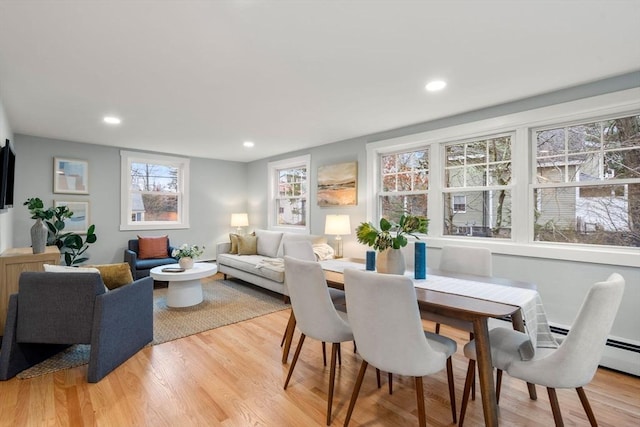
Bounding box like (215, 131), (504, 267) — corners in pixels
(376, 248), (405, 275)
(179, 257), (194, 269)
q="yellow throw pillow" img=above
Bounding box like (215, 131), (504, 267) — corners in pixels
(229, 233), (239, 254)
(237, 234), (258, 255)
(88, 263), (134, 290)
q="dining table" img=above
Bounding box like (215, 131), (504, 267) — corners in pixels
(280, 258), (544, 427)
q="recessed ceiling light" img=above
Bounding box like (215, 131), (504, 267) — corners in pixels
(425, 80), (447, 92)
(103, 116), (121, 125)
(243, 141), (254, 148)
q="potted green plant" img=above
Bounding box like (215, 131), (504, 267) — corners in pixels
(356, 214), (428, 274)
(24, 197), (98, 265)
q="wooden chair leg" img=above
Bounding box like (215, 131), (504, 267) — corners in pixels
(496, 369), (503, 404)
(435, 323), (441, 334)
(415, 376), (426, 427)
(446, 357), (457, 423)
(344, 360), (368, 427)
(322, 342), (327, 366)
(280, 311), (296, 347)
(337, 343), (342, 365)
(547, 387), (565, 427)
(326, 343), (339, 425)
(459, 359), (475, 427)
(576, 387), (598, 427)
(388, 372), (393, 395)
(376, 368), (381, 388)
(284, 334), (306, 389)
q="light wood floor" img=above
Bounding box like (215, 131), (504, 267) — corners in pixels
(1, 282), (639, 426)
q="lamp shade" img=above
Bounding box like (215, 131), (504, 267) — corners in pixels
(230, 213), (249, 228)
(324, 214), (351, 236)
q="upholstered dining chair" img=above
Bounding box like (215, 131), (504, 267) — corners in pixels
(281, 240), (347, 366)
(343, 269), (458, 427)
(283, 256), (354, 425)
(458, 273), (625, 427)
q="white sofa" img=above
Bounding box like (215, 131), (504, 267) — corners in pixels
(215, 229), (329, 296)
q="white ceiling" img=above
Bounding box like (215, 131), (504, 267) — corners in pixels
(0, 1), (639, 163)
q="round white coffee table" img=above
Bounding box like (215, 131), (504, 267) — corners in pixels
(150, 262), (218, 308)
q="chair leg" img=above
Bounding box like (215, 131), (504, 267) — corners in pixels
(388, 372), (393, 395)
(576, 387), (598, 427)
(322, 342), (327, 366)
(446, 357), (457, 423)
(415, 376), (427, 427)
(337, 343), (342, 365)
(495, 369), (504, 404)
(326, 343), (339, 425)
(344, 360), (369, 427)
(280, 311), (296, 347)
(435, 323), (441, 334)
(547, 387), (565, 427)
(376, 368), (381, 388)
(284, 334), (306, 389)
(459, 359), (476, 427)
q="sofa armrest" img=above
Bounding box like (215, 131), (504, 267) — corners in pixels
(216, 242), (231, 259)
(88, 276), (153, 382)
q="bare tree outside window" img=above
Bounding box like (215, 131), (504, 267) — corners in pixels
(443, 135), (512, 238)
(534, 114), (639, 247)
(379, 149), (429, 224)
(129, 162), (180, 222)
(276, 167), (307, 226)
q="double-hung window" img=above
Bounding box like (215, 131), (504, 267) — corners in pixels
(120, 151), (190, 230)
(268, 155), (310, 232)
(443, 135), (513, 238)
(533, 114), (639, 247)
(378, 148), (429, 222)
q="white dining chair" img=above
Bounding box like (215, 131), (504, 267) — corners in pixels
(458, 273), (625, 427)
(343, 269), (458, 427)
(281, 240), (347, 366)
(283, 256), (354, 425)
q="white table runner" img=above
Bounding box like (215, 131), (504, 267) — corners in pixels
(320, 260), (558, 358)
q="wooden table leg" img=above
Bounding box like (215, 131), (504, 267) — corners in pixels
(282, 310), (297, 364)
(510, 311), (537, 400)
(473, 317), (499, 427)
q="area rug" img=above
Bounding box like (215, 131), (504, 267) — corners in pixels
(16, 278), (287, 379)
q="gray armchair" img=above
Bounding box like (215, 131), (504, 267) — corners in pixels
(0, 271), (153, 383)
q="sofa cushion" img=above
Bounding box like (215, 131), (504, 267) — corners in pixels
(137, 235), (169, 259)
(276, 233), (327, 257)
(87, 262), (134, 290)
(237, 234), (258, 255)
(217, 253), (285, 283)
(255, 230), (284, 257)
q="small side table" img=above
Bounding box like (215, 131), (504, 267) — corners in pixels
(150, 262), (218, 308)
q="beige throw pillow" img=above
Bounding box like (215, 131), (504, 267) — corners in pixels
(229, 233), (240, 254)
(237, 234), (258, 255)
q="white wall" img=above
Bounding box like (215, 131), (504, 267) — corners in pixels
(0, 96), (14, 252)
(13, 134), (248, 263)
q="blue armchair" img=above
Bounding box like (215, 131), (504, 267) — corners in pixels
(124, 238), (177, 280)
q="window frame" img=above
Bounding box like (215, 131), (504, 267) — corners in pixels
(366, 87), (640, 267)
(267, 155), (311, 233)
(120, 150), (190, 231)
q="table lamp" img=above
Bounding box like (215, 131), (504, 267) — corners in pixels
(231, 213), (249, 234)
(324, 214), (351, 258)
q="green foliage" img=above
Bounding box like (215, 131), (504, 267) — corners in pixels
(24, 197), (98, 266)
(356, 213), (428, 251)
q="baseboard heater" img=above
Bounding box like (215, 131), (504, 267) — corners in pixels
(549, 325), (639, 377)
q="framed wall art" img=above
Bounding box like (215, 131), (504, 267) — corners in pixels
(53, 157), (89, 194)
(317, 161), (357, 206)
(54, 200), (90, 234)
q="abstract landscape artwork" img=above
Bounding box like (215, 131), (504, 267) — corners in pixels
(317, 161), (357, 206)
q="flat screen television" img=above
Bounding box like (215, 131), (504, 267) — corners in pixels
(0, 139), (16, 209)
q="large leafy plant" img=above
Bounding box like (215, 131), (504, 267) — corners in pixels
(356, 214), (428, 251)
(24, 197), (98, 265)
